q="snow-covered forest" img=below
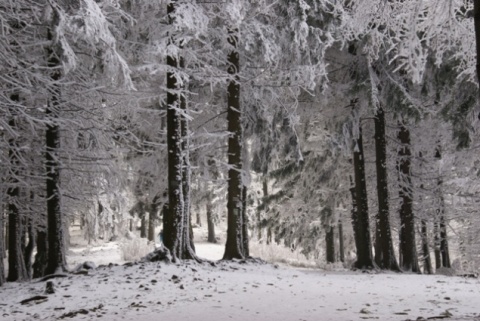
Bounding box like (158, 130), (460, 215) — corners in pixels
(2, 0), (480, 316)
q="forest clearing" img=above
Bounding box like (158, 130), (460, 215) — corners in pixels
(1, 225), (480, 321)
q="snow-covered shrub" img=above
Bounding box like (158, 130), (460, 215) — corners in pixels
(119, 237), (154, 262)
(316, 261), (347, 271)
(249, 241), (317, 268)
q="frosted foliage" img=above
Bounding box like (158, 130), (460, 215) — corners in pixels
(45, 2), (77, 74)
(174, 2), (209, 37)
(334, 0), (477, 84)
(48, 0), (132, 87)
(225, 0), (246, 26)
(243, 21), (281, 64)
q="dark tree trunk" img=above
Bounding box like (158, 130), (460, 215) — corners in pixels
(148, 198), (159, 243)
(266, 226), (272, 245)
(352, 128), (374, 269)
(206, 193), (216, 243)
(258, 179), (268, 241)
(474, 0), (480, 86)
(7, 94), (28, 282)
(421, 219), (433, 274)
(223, 27), (246, 260)
(433, 218), (441, 269)
(373, 108), (399, 271)
(181, 84), (196, 256)
(4, 219), (8, 259)
(140, 214), (147, 238)
(0, 208), (4, 285)
(33, 230), (48, 278)
(196, 212), (201, 227)
(164, 0), (184, 257)
(164, 1), (195, 261)
(325, 226), (335, 263)
(349, 175), (360, 263)
(433, 146), (451, 269)
(148, 212), (155, 242)
(439, 211), (451, 268)
(397, 123), (419, 273)
(24, 221), (35, 279)
(45, 27), (67, 275)
(242, 186), (249, 258)
(338, 219), (345, 263)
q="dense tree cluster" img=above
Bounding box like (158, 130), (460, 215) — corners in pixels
(1, 0), (480, 285)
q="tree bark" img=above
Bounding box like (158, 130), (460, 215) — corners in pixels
(7, 94), (28, 282)
(373, 108), (400, 271)
(325, 225), (335, 263)
(338, 219), (345, 263)
(0, 201), (6, 286)
(33, 230), (48, 278)
(206, 193), (216, 243)
(397, 123), (420, 273)
(4, 219), (8, 259)
(24, 221), (35, 280)
(164, 1), (195, 261)
(223, 27), (246, 260)
(196, 212), (201, 227)
(421, 219), (433, 274)
(148, 197), (159, 242)
(433, 146), (451, 269)
(7, 201), (28, 282)
(0, 206), (4, 285)
(140, 214), (147, 238)
(439, 214), (450, 268)
(352, 128), (374, 269)
(433, 218), (441, 269)
(257, 179), (268, 241)
(242, 186), (249, 258)
(45, 23), (67, 275)
(181, 83), (196, 256)
(474, 0), (480, 86)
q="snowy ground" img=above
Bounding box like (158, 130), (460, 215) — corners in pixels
(1, 225), (480, 321)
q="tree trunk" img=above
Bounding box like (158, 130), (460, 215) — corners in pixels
(325, 226), (335, 263)
(24, 221), (35, 280)
(223, 27), (246, 260)
(242, 186), (249, 258)
(338, 219), (345, 263)
(421, 219), (433, 274)
(349, 175), (360, 264)
(181, 80), (196, 256)
(397, 123), (420, 273)
(4, 219), (8, 259)
(148, 199), (158, 242)
(373, 108), (400, 271)
(266, 226), (272, 245)
(433, 146), (451, 269)
(45, 24), (67, 275)
(352, 128), (374, 269)
(474, 0), (480, 86)
(206, 193), (216, 243)
(7, 94), (28, 282)
(140, 214), (147, 238)
(0, 206), (4, 285)
(33, 230), (48, 279)
(433, 218), (441, 269)
(196, 212), (201, 227)
(164, 1), (195, 261)
(439, 210), (451, 268)
(258, 178), (268, 241)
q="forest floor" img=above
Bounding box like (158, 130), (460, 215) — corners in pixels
(1, 224), (480, 321)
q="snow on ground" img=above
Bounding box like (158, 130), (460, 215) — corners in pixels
(1, 225), (480, 321)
